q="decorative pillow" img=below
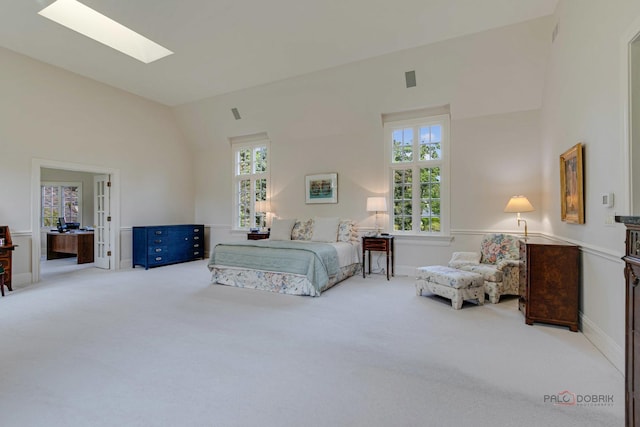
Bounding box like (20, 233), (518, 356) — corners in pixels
(311, 217), (340, 243)
(338, 219), (357, 242)
(291, 219), (314, 241)
(269, 218), (296, 241)
(448, 251), (481, 268)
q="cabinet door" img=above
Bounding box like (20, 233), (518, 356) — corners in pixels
(528, 245), (579, 325)
(628, 261), (640, 425)
(170, 225), (204, 262)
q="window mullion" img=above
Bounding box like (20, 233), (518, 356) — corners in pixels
(250, 177), (256, 228)
(412, 165), (420, 233)
(412, 126), (420, 233)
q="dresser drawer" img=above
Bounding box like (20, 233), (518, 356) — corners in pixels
(363, 239), (389, 250)
(147, 245), (169, 255)
(147, 236), (167, 245)
(148, 227), (168, 237)
(147, 254), (168, 265)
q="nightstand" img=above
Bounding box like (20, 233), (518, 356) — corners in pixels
(362, 235), (394, 280)
(247, 231), (270, 240)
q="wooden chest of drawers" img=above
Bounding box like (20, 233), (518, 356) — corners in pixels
(133, 224), (205, 269)
(615, 216), (640, 426)
(518, 237), (579, 332)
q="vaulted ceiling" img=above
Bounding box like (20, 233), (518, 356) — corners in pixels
(0, 0), (558, 106)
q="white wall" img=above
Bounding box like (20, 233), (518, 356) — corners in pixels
(0, 46), (196, 281)
(175, 17), (552, 269)
(539, 0), (640, 372)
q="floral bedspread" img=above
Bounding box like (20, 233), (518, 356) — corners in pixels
(208, 240), (340, 294)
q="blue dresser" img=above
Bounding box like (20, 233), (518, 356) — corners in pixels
(133, 224), (205, 269)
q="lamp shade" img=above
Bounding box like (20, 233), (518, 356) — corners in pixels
(366, 197), (387, 212)
(504, 195), (535, 213)
(255, 200), (271, 213)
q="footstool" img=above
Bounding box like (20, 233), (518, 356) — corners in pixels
(415, 266), (485, 309)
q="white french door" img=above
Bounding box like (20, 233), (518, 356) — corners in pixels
(94, 174), (111, 269)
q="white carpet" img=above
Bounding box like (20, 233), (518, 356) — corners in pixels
(0, 259), (623, 426)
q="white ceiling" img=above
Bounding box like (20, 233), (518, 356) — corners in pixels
(0, 0), (558, 106)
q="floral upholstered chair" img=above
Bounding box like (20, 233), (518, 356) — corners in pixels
(449, 233), (521, 304)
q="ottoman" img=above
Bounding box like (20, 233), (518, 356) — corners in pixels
(415, 266), (485, 309)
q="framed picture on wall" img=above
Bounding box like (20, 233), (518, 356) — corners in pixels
(559, 142), (585, 224)
(305, 173), (338, 204)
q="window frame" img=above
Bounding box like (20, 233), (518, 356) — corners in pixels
(231, 138), (271, 231)
(40, 181), (83, 228)
(384, 114), (450, 236)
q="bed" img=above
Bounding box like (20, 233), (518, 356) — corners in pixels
(208, 218), (361, 296)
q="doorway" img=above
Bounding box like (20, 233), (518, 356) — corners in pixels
(623, 15), (640, 215)
(31, 159), (120, 283)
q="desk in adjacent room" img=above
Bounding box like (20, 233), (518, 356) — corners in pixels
(47, 231), (94, 264)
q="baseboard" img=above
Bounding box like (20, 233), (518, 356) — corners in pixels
(120, 259), (133, 269)
(581, 312), (624, 374)
(13, 272), (33, 287)
(396, 265), (417, 277)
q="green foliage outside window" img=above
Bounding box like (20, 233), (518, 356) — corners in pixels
(238, 179), (251, 228)
(390, 122), (444, 233)
(41, 185), (79, 227)
(235, 144), (269, 229)
(420, 167), (440, 232)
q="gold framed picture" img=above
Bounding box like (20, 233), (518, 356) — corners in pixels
(559, 142), (584, 224)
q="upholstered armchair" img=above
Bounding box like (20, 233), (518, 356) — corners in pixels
(449, 233), (521, 304)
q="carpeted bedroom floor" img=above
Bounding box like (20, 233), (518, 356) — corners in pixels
(0, 259), (623, 426)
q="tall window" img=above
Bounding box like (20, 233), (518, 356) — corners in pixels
(385, 114), (450, 235)
(232, 138), (270, 229)
(41, 182), (82, 227)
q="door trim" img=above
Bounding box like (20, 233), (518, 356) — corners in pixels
(621, 15), (640, 216)
(31, 158), (120, 282)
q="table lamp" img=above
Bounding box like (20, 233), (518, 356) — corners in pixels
(367, 197), (387, 236)
(504, 195), (535, 238)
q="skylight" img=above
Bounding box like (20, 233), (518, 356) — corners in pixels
(38, 0), (173, 64)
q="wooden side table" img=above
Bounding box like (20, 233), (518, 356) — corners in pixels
(247, 232), (270, 240)
(362, 235), (394, 280)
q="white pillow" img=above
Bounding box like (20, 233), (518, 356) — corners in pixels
(269, 218), (296, 241)
(311, 217), (340, 243)
(448, 251), (481, 268)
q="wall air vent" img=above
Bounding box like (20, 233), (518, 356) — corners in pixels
(231, 108), (241, 120)
(405, 70), (417, 88)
